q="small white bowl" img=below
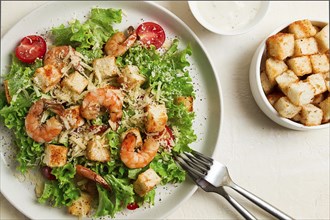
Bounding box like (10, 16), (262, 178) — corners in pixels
(249, 20), (329, 131)
(188, 1), (270, 35)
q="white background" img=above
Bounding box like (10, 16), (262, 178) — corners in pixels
(1, 1), (329, 219)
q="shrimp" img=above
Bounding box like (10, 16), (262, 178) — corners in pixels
(75, 165), (111, 191)
(44, 46), (71, 70)
(25, 99), (63, 143)
(81, 87), (123, 122)
(120, 128), (159, 169)
(104, 26), (137, 57)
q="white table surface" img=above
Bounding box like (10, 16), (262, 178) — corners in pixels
(1, 1), (329, 219)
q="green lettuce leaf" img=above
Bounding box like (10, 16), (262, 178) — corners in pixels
(51, 8), (122, 61)
(0, 55), (43, 172)
(94, 174), (134, 217)
(38, 164), (80, 207)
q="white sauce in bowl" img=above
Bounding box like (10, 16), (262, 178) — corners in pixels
(196, 1), (262, 32)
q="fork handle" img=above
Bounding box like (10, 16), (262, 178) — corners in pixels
(229, 182), (294, 220)
(218, 188), (257, 220)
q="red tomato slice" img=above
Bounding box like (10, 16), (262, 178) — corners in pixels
(136, 22), (166, 49)
(15, 35), (47, 63)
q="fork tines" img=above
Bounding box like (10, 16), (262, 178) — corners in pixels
(175, 150), (213, 180)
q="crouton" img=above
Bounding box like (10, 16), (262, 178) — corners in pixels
(300, 104), (323, 126)
(267, 92), (284, 106)
(68, 192), (92, 217)
(323, 71), (330, 92)
(314, 24), (329, 53)
(294, 37), (318, 56)
(3, 80), (11, 103)
(288, 19), (317, 39)
(33, 65), (62, 93)
(287, 56), (312, 76)
(275, 70), (299, 95)
(312, 93), (326, 106)
(61, 71), (88, 94)
(43, 144), (68, 167)
(306, 73), (327, 95)
(292, 112), (302, 122)
(145, 104), (168, 133)
(287, 81), (315, 106)
(93, 56), (120, 82)
(274, 97), (301, 118)
(118, 65), (146, 90)
(260, 70), (274, 94)
(266, 33), (295, 60)
(61, 106), (84, 130)
(310, 54), (330, 73)
(175, 96), (194, 112)
(86, 136), (110, 162)
(265, 58), (288, 85)
(319, 97), (330, 123)
(133, 168), (161, 197)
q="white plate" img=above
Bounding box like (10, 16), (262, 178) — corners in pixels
(0, 1), (223, 219)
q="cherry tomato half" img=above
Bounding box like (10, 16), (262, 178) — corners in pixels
(15, 35), (47, 63)
(136, 22), (166, 49)
(127, 202), (139, 210)
(41, 166), (56, 180)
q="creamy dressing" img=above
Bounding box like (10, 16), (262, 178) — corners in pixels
(196, 1), (262, 32)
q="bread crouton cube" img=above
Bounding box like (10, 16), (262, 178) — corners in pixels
(323, 71), (330, 92)
(275, 70), (299, 95)
(319, 97), (330, 123)
(175, 96), (194, 112)
(288, 19), (317, 39)
(118, 65), (146, 90)
(312, 93), (326, 106)
(266, 33), (295, 60)
(310, 54), (330, 73)
(314, 24), (329, 53)
(292, 112), (302, 122)
(33, 65), (62, 93)
(145, 104), (168, 133)
(86, 136), (110, 162)
(43, 144), (68, 167)
(294, 37), (318, 56)
(267, 92), (284, 106)
(306, 73), (327, 95)
(93, 56), (120, 82)
(68, 192), (92, 217)
(287, 81), (315, 106)
(274, 97), (301, 118)
(61, 71), (88, 94)
(265, 58), (288, 85)
(300, 104), (323, 126)
(133, 168), (161, 197)
(61, 106), (84, 130)
(287, 56), (312, 76)
(3, 80), (11, 104)
(260, 70), (274, 94)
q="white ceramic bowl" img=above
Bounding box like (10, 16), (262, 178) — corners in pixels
(249, 20), (329, 131)
(188, 1), (270, 35)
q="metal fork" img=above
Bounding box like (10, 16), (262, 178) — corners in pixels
(175, 150), (294, 220)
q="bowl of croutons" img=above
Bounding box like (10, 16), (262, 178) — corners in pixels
(250, 19), (329, 130)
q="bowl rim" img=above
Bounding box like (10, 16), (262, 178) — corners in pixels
(252, 19), (329, 130)
(188, 1), (270, 36)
